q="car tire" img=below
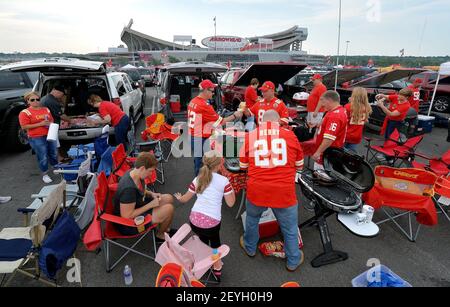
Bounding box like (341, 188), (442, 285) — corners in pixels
(432, 96), (450, 113)
(4, 115), (30, 152)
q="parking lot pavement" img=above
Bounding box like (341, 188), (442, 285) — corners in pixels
(1, 87), (449, 287)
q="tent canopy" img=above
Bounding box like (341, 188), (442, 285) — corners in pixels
(428, 62), (450, 115)
(439, 62), (450, 75)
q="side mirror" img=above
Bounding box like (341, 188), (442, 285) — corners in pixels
(132, 82), (139, 89)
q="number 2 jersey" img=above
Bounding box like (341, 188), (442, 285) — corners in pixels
(188, 96), (223, 138)
(239, 122), (304, 208)
(316, 105), (348, 150)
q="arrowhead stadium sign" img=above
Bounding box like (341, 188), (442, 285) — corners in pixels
(202, 36), (248, 49)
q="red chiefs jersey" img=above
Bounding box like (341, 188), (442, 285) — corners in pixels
(188, 96), (223, 138)
(239, 122), (304, 208)
(344, 103), (367, 144)
(307, 83), (327, 112)
(408, 85), (421, 113)
(245, 86), (258, 109)
(316, 106), (348, 150)
(387, 95), (411, 121)
(249, 97), (289, 126)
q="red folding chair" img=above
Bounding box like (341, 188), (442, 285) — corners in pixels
(140, 113), (180, 162)
(363, 166), (438, 242)
(411, 150), (450, 177)
(365, 129), (424, 167)
(110, 143), (157, 187)
(95, 172), (158, 272)
(410, 150), (450, 222)
(434, 176), (450, 222)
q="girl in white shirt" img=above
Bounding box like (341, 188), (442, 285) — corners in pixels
(174, 150), (236, 280)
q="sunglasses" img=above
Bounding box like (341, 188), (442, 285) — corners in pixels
(28, 98), (40, 102)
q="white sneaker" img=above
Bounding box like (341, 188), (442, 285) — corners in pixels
(42, 175), (53, 184)
(0, 196), (12, 204)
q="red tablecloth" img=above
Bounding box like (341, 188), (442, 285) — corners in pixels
(219, 163), (247, 194)
(301, 138), (317, 157)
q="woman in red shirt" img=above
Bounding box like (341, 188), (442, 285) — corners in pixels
(87, 94), (129, 149)
(19, 91), (57, 184)
(376, 88), (413, 139)
(344, 87), (372, 153)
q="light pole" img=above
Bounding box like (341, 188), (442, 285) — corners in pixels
(334, 0), (342, 91)
(214, 16), (217, 51)
(344, 40), (350, 66)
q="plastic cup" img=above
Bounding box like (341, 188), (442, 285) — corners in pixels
(134, 216), (145, 226)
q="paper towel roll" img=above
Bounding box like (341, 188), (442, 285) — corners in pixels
(47, 123), (59, 142)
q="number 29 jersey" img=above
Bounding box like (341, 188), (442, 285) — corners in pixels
(239, 122), (304, 208)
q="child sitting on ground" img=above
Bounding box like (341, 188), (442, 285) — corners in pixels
(174, 150), (236, 281)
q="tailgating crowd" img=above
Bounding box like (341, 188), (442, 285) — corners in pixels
(0, 73), (426, 278)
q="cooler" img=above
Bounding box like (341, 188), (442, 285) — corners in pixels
(170, 95), (181, 113)
(242, 209), (280, 239)
(293, 92), (309, 106)
(417, 115), (435, 134)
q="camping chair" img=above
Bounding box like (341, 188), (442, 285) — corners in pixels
(410, 150), (450, 222)
(134, 140), (166, 185)
(141, 113), (181, 162)
(97, 146), (115, 177)
(411, 150), (450, 177)
(365, 129), (424, 167)
(73, 175), (98, 230)
(155, 224), (230, 286)
(94, 172), (159, 273)
(111, 143), (157, 187)
(0, 181), (81, 287)
(434, 176), (450, 222)
(363, 166), (438, 242)
(155, 263), (206, 287)
(18, 154), (94, 226)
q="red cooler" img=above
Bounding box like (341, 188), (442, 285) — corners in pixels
(170, 95), (181, 113)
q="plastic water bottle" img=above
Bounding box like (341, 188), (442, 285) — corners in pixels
(124, 265), (133, 286)
(211, 249), (220, 262)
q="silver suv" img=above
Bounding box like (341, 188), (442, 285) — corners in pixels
(1, 58), (144, 144)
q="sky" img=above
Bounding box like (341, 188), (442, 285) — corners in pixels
(0, 0), (449, 56)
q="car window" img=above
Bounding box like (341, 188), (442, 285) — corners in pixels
(123, 75), (133, 92)
(111, 75), (127, 96)
(124, 70), (141, 81)
(224, 72), (234, 85)
(0, 71), (28, 90)
(220, 72), (230, 84)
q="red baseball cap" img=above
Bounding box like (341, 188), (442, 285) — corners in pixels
(311, 74), (323, 81)
(413, 78), (423, 84)
(259, 81), (275, 92)
(199, 79), (217, 90)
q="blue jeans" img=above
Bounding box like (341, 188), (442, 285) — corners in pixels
(344, 142), (359, 153)
(29, 136), (58, 173)
(245, 116), (256, 132)
(191, 136), (209, 176)
(243, 200), (300, 268)
(385, 120), (403, 139)
(114, 115), (130, 150)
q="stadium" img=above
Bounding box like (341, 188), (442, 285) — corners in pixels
(90, 22), (326, 66)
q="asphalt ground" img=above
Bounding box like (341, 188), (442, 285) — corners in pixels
(0, 87), (449, 287)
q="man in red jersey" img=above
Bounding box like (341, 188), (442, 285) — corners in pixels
(408, 78), (422, 113)
(245, 81), (289, 126)
(239, 110), (304, 272)
(312, 91), (348, 169)
(307, 74), (327, 128)
(188, 79), (243, 175)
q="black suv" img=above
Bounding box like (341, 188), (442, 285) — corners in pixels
(0, 71), (38, 151)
